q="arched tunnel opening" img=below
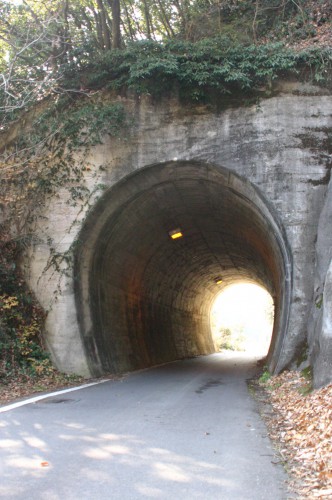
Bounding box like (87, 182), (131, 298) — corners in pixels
(75, 161), (292, 376)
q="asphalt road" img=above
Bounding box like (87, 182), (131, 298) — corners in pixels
(0, 353), (289, 499)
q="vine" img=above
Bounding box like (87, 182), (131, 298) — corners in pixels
(0, 95), (126, 377)
(0, 97), (126, 241)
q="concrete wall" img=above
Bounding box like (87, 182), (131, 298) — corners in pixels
(20, 86), (332, 383)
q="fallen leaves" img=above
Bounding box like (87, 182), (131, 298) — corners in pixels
(0, 372), (85, 405)
(0, 371), (120, 406)
(259, 371), (332, 499)
(261, 0), (332, 52)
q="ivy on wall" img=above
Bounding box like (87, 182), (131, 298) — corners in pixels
(0, 97), (126, 377)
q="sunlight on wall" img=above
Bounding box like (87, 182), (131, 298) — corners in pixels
(210, 283), (274, 357)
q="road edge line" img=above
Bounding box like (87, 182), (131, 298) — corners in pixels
(0, 379), (110, 414)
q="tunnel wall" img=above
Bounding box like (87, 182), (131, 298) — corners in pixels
(20, 84), (332, 378)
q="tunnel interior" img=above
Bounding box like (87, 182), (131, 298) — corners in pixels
(75, 161), (292, 376)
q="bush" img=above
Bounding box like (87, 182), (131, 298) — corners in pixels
(0, 242), (51, 380)
(62, 38), (331, 103)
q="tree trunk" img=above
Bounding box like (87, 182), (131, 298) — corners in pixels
(142, 0), (152, 39)
(157, 0), (175, 38)
(122, 0), (135, 42)
(96, 0), (111, 50)
(111, 0), (121, 49)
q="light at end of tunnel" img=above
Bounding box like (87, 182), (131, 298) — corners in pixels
(169, 228), (183, 240)
(215, 278), (223, 285)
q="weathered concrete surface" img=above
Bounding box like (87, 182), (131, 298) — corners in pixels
(0, 353), (289, 500)
(18, 88), (332, 382)
(308, 175), (332, 388)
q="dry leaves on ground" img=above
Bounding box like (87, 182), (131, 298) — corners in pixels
(0, 371), (121, 406)
(288, 22), (332, 51)
(260, 371), (332, 499)
(0, 372), (86, 405)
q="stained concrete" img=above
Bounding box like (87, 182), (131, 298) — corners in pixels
(16, 88), (332, 383)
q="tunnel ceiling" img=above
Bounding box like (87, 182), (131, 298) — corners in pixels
(76, 161), (291, 375)
(96, 179), (276, 296)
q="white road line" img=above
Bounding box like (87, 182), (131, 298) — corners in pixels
(0, 379), (110, 414)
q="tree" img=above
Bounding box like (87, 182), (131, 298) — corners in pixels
(0, 0), (123, 126)
(0, 0), (325, 127)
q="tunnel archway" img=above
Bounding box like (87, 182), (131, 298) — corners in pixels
(75, 161), (292, 376)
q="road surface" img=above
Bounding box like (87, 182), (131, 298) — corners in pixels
(0, 353), (289, 499)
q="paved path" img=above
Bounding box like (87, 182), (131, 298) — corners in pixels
(0, 353), (289, 499)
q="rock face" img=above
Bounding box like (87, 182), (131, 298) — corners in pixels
(308, 176), (332, 388)
(15, 86), (332, 383)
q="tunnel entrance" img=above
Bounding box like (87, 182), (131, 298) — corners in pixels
(75, 161), (292, 376)
(210, 283), (274, 356)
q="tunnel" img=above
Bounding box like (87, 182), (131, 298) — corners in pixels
(75, 161), (292, 376)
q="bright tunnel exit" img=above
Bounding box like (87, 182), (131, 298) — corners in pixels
(211, 283), (274, 357)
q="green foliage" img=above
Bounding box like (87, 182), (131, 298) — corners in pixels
(301, 365), (313, 381)
(298, 366), (313, 395)
(296, 47), (332, 83)
(218, 327), (233, 350)
(216, 326), (245, 351)
(32, 99), (126, 148)
(315, 293), (323, 309)
(0, 242), (52, 379)
(259, 367), (272, 384)
(63, 38), (331, 104)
